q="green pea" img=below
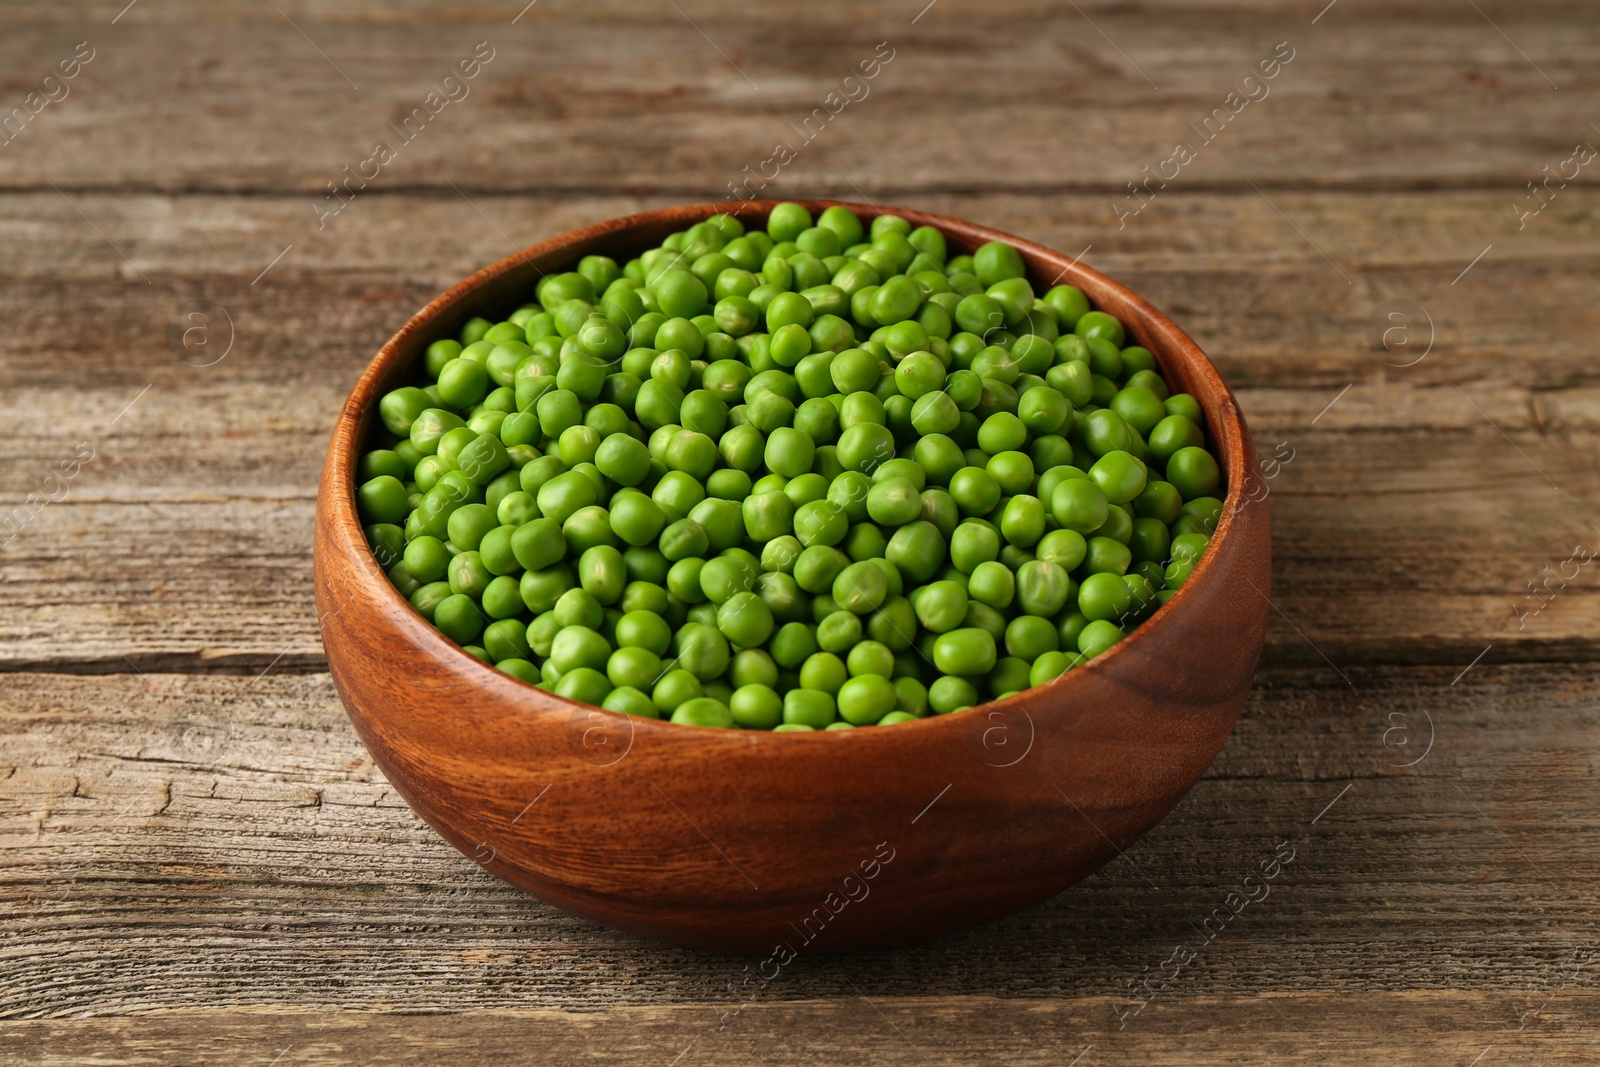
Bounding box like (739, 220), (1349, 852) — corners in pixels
(1146, 415), (1202, 464)
(932, 628), (997, 676)
(948, 467), (1001, 517)
(674, 622), (730, 680)
(884, 521), (946, 584)
(1000, 495), (1046, 548)
(649, 664), (702, 712)
(838, 675), (897, 725)
(1077, 619), (1125, 658)
(1050, 478), (1108, 534)
(672, 697), (732, 729)
(816, 610), (864, 653)
(949, 520), (999, 574)
(357, 475), (410, 525)
(403, 536), (450, 583)
(1108, 385), (1163, 437)
(865, 477), (921, 526)
(968, 561), (1015, 610)
(1078, 572), (1132, 621)
(783, 688), (836, 728)
(929, 676), (978, 714)
(658, 517), (709, 561)
(726, 683), (781, 729)
(1075, 310), (1126, 347)
(1082, 535), (1132, 577)
(844, 522), (889, 562)
(1016, 559), (1072, 617)
(832, 560), (889, 614)
(1088, 450), (1148, 505)
(604, 686), (661, 718)
(1167, 446), (1221, 500)
(433, 593), (486, 645)
(835, 422), (896, 475)
(845, 639), (896, 679)
(767, 620), (816, 667)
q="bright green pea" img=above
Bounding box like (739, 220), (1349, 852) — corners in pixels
(949, 520), (1000, 574)
(1147, 415), (1204, 464)
(1077, 619), (1125, 658)
(835, 422), (896, 475)
(592, 432), (648, 486)
(948, 467), (1001, 517)
(606, 646), (662, 690)
(1078, 572), (1132, 621)
(865, 477), (921, 526)
(929, 675), (978, 713)
(1075, 310), (1126, 347)
(837, 675), (897, 725)
(894, 351), (945, 400)
(932, 628), (997, 676)
(816, 610), (864, 653)
(535, 470), (597, 525)
(844, 522), (889, 562)
(433, 593), (486, 645)
(667, 694), (733, 728)
(1000, 495), (1046, 547)
(832, 560), (888, 614)
(764, 426), (815, 479)
(357, 475), (410, 525)
(1167, 446), (1221, 500)
(846, 639), (896, 679)
(1089, 450), (1148, 505)
(1082, 535), (1132, 577)
(551, 667), (609, 705)
(883, 521), (946, 584)
(600, 686), (659, 719)
(1050, 478), (1109, 534)
(403, 536), (450, 583)
(1016, 559), (1072, 617)
(968, 561), (1015, 610)
(659, 518), (710, 561)
(783, 688), (836, 728)
(729, 683), (782, 729)
(648, 668), (699, 715)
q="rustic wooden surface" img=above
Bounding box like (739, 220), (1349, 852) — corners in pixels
(2, 0), (1597, 1062)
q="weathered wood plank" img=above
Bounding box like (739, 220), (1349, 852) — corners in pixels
(2, 189), (1596, 403)
(2, 665), (1595, 1019)
(1, 993), (1594, 1067)
(0, 5), (1594, 196)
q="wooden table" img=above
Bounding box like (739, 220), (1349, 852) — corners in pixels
(3, 1), (1596, 1062)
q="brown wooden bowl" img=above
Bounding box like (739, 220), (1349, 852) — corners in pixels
(314, 200), (1271, 952)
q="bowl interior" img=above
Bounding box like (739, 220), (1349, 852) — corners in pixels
(329, 199), (1250, 735)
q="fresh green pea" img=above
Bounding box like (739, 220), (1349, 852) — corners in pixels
(783, 688), (836, 728)
(932, 628), (997, 676)
(1166, 446), (1221, 500)
(1077, 619), (1125, 658)
(837, 675), (897, 725)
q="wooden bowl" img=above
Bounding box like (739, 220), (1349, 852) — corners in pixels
(314, 200), (1271, 952)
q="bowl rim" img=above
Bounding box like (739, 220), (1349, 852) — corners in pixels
(321, 198), (1254, 739)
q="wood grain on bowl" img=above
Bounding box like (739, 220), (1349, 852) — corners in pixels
(312, 200), (1271, 951)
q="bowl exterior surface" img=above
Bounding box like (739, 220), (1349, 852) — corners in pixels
(314, 200), (1272, 952)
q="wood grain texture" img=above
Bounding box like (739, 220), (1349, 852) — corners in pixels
(3, 994), (1598, 1067)
(3, 665), (1595, 1011)
(0, 2), (1593, 195)
(2, 0), (1597, 1056)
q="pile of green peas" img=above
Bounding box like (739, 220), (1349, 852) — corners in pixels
(355, 203), (1225, 731)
